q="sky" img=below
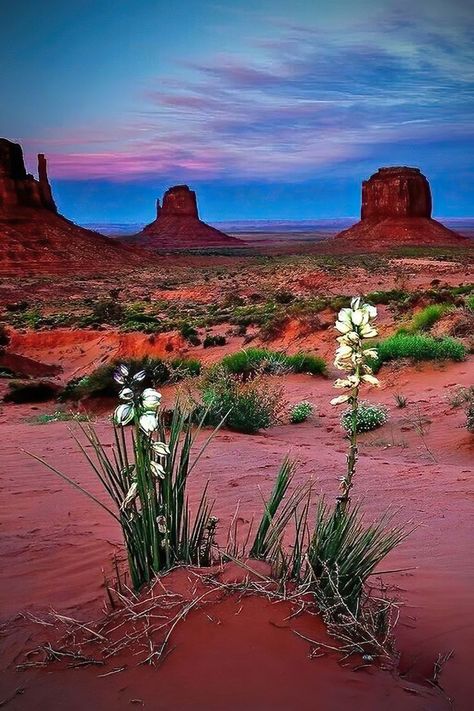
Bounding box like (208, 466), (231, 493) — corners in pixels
(1, 0), (473, 222)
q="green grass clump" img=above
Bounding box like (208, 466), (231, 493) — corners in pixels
(410, 304), (448, 331)
(64, 357), (201, 400)
(289, 401), (314, 423)
(341, 402), (388, 434)
(220, 348), (326, 378)
(284, 353), (326, 375)
(221, 348), (287, 376)
(370, 333), (466, 371)
(466, 294), (474, 312)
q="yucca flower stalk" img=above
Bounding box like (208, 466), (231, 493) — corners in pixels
(331, 297), (379, 511)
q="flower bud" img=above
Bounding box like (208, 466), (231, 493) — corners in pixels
(114, 403), (135, 426)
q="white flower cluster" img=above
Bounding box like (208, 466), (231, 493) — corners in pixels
(331, 297), (380, 406)
(113, 364), (162, 434)
(341, 402), (388, 434)
(113, 364), (171, 512)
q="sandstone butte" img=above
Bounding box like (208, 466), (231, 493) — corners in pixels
(0, 138), (146, 275)
(335, 166), (469, 248)
(127, 184), (242, 248)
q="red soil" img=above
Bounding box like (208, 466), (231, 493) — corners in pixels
(4, 329), (188, 382)
(1, 359), (473, 709)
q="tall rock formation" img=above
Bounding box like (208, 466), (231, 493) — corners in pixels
(335, 166), (468, 248)
(128, 184), (241, 248)
(0, 138), (147, 274)
(0, 139), (56, 212)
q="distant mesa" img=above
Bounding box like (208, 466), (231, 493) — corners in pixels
(128, 185), (242, 248)
(335, 166), (468, 247)
(0, 138), (146, 274)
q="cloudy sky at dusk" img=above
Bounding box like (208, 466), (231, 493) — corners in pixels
(1, 0), (473, 222)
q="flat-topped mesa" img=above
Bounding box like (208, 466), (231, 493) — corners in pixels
(361, 166), (431, 221)
(131, 184), (242, 248)
(334, 166), (468, 249)
(0, 138), (56, 213)
(160, 185), (198, 218)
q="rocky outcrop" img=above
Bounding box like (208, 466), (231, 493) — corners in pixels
(161, 185), (199, 218)
(128, 185), (242, 248)
(335, 166), (468, 248)
(0, 138), (149, 274)
(361, 167), (431, 220)
(0, 139), (56, 212)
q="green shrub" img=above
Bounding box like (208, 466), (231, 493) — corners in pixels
(180, 322), (201, 346)
(199, 368), (285, 433)
(466, 294), (474, 313)
(370, 333), (466, 371)
(4, 380), (59, 403)
(290, 401), (314, 423)
(89, 299), (125, 325)
(341, 402), (388, 434)
(203, 334), (227, 348)
(64, 357), (201, 400)
(410, 304), (448, 331)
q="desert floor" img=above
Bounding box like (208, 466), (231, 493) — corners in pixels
(0, 245), (473, 710)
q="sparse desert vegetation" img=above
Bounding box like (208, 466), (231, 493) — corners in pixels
(1, 252), (473, 710)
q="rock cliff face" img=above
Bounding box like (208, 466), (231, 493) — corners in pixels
(160, 185), (199, 218)
(0, 139), (56, 213)
(336, 166), (467, 248)
(129, 185), (241, 248)
(0, 138), (147, 274)
(361, 167), (431, 220)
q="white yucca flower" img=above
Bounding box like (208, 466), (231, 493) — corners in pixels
(121, 482), (138, 510)
(139, 412), (158, 435)
(114, 403), (135, 425)
(331, 297), (380, 407)
(141, 388), (162, 411)
(152, 441), (170, 457)
(150, 461), (166, 479)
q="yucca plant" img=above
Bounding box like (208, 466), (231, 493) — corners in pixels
(307, 501), (408, 615)
(250, 457), (304, 559)
(250, 298), (411, 643)
(28, 364), (222, 590)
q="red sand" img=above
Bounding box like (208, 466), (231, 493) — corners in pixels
(1, 359), (473, 709)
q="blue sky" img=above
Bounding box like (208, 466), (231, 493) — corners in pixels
(1, 0), (473, 222)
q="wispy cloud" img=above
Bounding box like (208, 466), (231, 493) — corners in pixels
(34, 2), (474, 182)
